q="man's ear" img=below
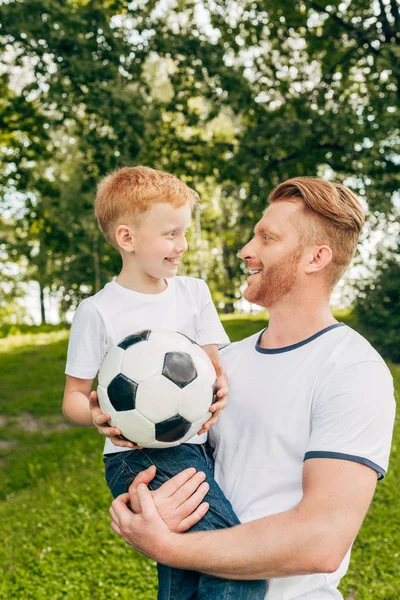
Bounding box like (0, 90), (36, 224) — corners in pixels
(304, 245), (332, 274)
(115, 224), (135, 253)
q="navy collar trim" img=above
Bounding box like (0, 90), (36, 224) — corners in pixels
(255, 323), (345, 354)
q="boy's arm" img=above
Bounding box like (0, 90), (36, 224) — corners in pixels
(198, 344), (229, 435)
(62, 376), (137, 448)
(62, 375), (94, 425)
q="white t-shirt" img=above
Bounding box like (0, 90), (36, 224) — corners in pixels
(209, 323), (395, 600)
(65, 276), (230, 454)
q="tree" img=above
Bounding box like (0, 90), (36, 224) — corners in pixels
(355, 250), (400, 362)
(1, 0), (399, 314)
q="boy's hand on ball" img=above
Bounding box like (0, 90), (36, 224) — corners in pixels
(197, 369), (229, 435)
(128, 467), (209, 532)
(89, 391), (140, 449)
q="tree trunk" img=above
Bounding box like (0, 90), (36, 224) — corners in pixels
(38, 281), (47, 325)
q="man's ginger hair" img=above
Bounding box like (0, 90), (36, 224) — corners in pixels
(269, 177), (365, 288)
(95, 166), (199, 248)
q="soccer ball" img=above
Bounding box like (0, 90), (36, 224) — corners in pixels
(97, 330), (218, 448)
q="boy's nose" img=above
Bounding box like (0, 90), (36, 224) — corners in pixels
(176, 236), (188, 254)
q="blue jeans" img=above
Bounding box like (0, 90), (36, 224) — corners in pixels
(104, 443), (267, 600)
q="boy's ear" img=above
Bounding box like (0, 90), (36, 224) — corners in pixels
(115, 224), (135, 252)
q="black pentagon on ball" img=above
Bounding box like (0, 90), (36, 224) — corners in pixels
(107, 374), (138, 412)
(212, 379), (218, 404)
(118, 330), (151, 350)
(155, 414), (191, 443)
(162, 352), (197, 388)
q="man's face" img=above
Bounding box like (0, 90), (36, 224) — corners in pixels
(239, 201), (306, 308)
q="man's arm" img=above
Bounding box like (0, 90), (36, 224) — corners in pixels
(110, 457), (377, 579)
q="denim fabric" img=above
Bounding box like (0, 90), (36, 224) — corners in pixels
(104, 443), (267, 600)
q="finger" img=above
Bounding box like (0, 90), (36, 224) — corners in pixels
(89, 391), (99, 406)
(154, 467), (197, 498)
(178, 502), (209, 532)
(217, 387), (229, 398)
(111, 492), (131, 511)
(137, 483), (158, 518)
(177, 481), (209, 518)
(93, 420), (121, 436)
(111, 520), (122, 536)
(93, 413), (113, 426)
(109, 435), (137, 448)
(129, 466), (157, 493)
(170, 471), (207, 508)
(202, 415), (220, 430)
(209, 399), (227, 413)
(109, 505), (119, 524)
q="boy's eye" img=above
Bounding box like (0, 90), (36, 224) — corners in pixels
(168, 231), (176, 237)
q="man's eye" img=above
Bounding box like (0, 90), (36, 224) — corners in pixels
(168, 231), (176, 237)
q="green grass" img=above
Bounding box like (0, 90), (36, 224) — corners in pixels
(0, 319), (399, 599)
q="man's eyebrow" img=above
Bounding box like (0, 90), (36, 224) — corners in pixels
(254, 225), (280, 237)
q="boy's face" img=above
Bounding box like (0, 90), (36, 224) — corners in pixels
(132, 202), (192, 280)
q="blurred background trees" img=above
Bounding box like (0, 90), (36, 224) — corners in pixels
(0, 0), (399, 357)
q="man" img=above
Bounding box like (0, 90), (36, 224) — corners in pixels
(109, 177), (396, 599)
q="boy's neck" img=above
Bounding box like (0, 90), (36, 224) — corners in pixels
(116, 268), (168, 295)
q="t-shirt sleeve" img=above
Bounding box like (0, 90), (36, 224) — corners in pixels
(305, 361), (396, 480)
(65, 300), (107, 379)
(195, 280), (230, 347)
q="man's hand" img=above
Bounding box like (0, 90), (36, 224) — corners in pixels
(128, 466), (210, 532)
(89, 391), (141, 449)
(198, 368), (229, 435)
(110, 484), (178, 561)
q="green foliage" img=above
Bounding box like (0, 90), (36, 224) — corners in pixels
(355, 254), (400, 363)
(1, 0), (399, 317)
(0, 322), (399, 598)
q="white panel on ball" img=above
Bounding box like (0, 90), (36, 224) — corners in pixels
(136, 375), (182, 423)
(149, 330), (192, 354)
(121, 342), (167, 383)
(179, 378), (213, 422)
(97, 385), (116, 422)
(98, 346), (125, 388)
(115, 409), (156, 446)
(187, 345), (216, 385)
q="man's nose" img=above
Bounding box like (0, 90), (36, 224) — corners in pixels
(238, 240), (254, 260)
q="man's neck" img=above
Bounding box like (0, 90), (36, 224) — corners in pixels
(259, 299), (337, 350)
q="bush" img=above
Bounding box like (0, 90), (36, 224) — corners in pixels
(355, 256), (400, 363)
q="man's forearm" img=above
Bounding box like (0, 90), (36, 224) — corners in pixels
(159, 506), (344, 579)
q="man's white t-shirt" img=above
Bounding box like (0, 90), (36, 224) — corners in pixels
(210, 323), (395, 600)
(65, 276), (229, 454)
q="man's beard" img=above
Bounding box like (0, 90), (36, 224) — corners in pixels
(244, 244), (304, 308)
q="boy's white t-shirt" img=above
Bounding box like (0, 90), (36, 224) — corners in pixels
(210, 323), (396, 600)
(65, 276), (230, 454)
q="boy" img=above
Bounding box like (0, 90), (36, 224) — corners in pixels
(62, 166), (267, 600)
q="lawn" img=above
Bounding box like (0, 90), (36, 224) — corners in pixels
(0, 318), (399, 599)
